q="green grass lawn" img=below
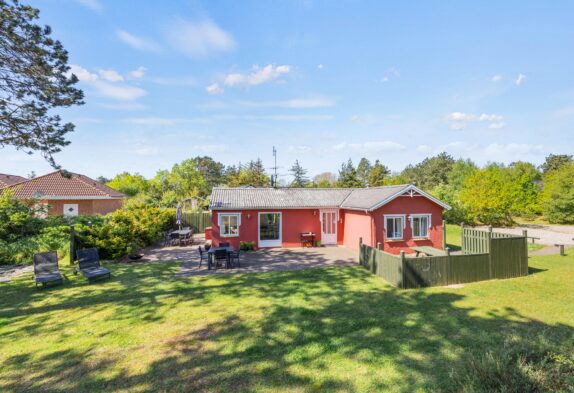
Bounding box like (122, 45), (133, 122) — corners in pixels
(1, 253), (573, 392)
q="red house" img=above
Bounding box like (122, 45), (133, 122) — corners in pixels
(209, 185), (450, 254)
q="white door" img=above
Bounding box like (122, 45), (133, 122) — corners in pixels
(63, 203), (79, 217)
(258, 212), (282, 247)
(320, 209), (338, 245)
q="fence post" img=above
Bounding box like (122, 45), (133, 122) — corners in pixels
(69, 224), (76, 265)
(487, 226), (493, 279)
(460, 222), (465, 253)
(442, 220), (446, 250)
(400, 250), (406, 289)
(445, 247), (451, 285)
(376, 241), (381, 250)
(522, 229), (528, 275)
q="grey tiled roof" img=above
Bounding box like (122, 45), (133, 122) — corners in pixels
(339, 185), (409, 209)
(210, 185), (424, 211)
(211, 187), (352, 209)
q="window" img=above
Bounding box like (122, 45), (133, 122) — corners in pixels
(219, 213), (241, 237)
(385, 215), (405, 240)
(411, 214), (431, 238)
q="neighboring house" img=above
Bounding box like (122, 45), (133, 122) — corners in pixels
(1, 171), (125, 217)
(209, 184), (451, 254)
(0, 174), (27, 188)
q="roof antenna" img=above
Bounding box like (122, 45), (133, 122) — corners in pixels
(271, 146), (278, 188)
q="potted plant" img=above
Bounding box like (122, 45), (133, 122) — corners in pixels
(240, 241), (256, 251)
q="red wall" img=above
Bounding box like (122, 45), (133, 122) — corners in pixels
(211, 209), (324, 249)
(342, 209), (373, 249)
(373, 196), (444, 254)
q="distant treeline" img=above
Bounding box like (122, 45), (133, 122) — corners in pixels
(101, 153), (574, 226)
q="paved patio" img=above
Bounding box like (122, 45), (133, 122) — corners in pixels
(174, 246), (359, 277)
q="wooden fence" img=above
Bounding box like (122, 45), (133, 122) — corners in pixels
(180, 211), (212, 233)
(359, 227), (528, 288)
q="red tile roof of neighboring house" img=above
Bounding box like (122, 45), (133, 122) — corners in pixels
(0, 174), (27, 188)
(5, 171), (125, 199)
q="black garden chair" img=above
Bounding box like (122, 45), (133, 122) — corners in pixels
(33, 251), (64, 289)
(76, 248), (111, 283)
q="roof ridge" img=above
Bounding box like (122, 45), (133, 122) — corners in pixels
(7, 170), (64, 188)
(74, 173), (114, 196)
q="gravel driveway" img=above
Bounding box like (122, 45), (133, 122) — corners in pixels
(483, 224), (574, 245)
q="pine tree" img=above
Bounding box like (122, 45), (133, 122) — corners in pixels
(337, 159), (362, 188)
(368, 160), (390, 186)
(356, 158), (372, 187)
(289, 160), (309, 187)
(0, 0), (84, 167)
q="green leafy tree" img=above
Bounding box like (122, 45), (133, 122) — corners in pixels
(312, 172), (336, 188)
(0, 0), (84, 167)
(337, 159), (362, 188)
(367, 160), (390, 186)
(460, 165), (514, 225)
(289, 160), (309, 187)
(433, 159), (478, 223)
(169, 159), (207, 200)
(228, 159), (270, 187)
(401, 152), (455, 190)
(107, 172), (148, 197)
(541, 162), (574, 223)
(506, 161), (541, 217)
(191, 156), (225, 196)
(540, 154), (573, 174)
(356, 158), (372, 187)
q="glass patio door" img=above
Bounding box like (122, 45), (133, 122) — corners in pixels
(258, 212), (282, 247)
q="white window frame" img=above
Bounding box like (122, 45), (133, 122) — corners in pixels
(411, 214), (432, 239)
(218, 212), (241, 237)
(384, 214), (406, 240)
(258, 212), (282, 248)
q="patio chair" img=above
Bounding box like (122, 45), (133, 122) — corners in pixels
(163, 230), (174, 247)
(213, 248), (230, 270)
(33, 251), (64, 289)
(230, 249), (241, 268)
(219, 242), (231, 248)
(198, 246), (209, 268)
(76, 248), (111, 283)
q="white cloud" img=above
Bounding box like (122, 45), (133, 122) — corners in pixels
(515, 73), (526, 86)
(100, 102), (148, 111)
(134, 146), (159, 156)
(484, 143), (545, 156)
(288, 145), (312, 153)
(488, 122), (506, 129)
(239, 97), (335, 109)
(478, 113), (503, 122)
(317, 64), (324, 69)
(148, 76), (197, 86)
(72, 0), (102, 12)
(491, 74), (502, 82)
(128, 66), (146, 79)
(206, 83), (224, 95)
(93, 81), (146, 101)
(224, 64), (291, 87)
(68, 64), (147, 101)
(191, 144), (227, 153)
(98, 69), (124, 82)
(117, 30), (160, 52)
(125, 117), (185, 126)
(416, 144), (431, 152)
(445, 112), (505, 130)
(333, 141), (406, 152)
(164, 18), (235, 58)
(69, 64), (98, 82)
(381, 67), (400, 83)
(439, 141), (479, 155)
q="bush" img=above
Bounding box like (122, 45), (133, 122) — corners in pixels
(80, 205), (174, 260)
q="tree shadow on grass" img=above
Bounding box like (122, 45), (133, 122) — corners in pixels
(1, 263), (573, 392)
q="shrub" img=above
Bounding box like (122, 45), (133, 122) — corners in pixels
(541, 163), (574, 224)
(80, 205), (174, 260)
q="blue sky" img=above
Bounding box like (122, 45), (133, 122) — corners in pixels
(2, 0), (574, 182)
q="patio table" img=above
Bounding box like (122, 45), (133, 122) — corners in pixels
(171, 229), (192, 246)
(207, 246), (234, 269)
